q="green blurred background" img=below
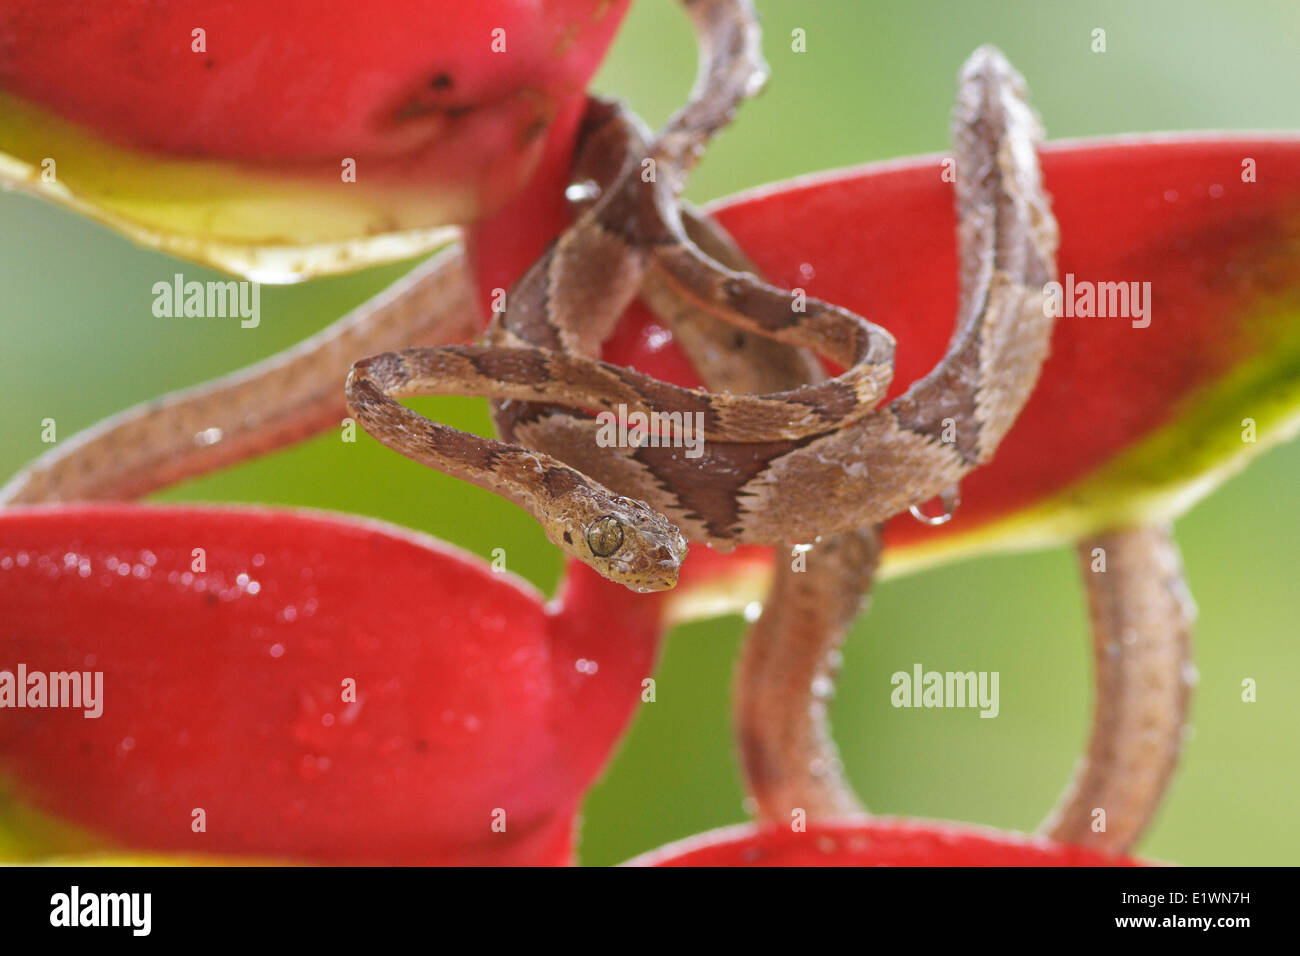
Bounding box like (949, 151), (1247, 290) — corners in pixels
(2, 0), (1297, 864)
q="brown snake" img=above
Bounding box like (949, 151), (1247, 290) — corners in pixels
(344, 41), (1054, 594)
(0, 0), (1193, 854)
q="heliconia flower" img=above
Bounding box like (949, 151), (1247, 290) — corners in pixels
(5, 1), (1294, 864)
(5, 136), (1294, 868)
(0, 504), (666, 865)
(5, 137), (1296, 864)
(0, 506), (1141, 866)
(0, 0), (630, 280)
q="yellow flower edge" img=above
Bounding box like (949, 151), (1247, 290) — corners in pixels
(0, 92), (463, 282)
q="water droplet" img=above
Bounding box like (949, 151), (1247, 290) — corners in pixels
(564, 179), (600, 202)
(1208, 183), (1224, 199)
(1163, 189), (1178, 203)
(742, 601), (763, 623)
(798, 262), (816, 282)
(909, 484), (961, 526)
(194, 427), (224, 446)
(644, 324), (673, 350)
(744, 68), (769, 97)
(269, 643), (285, 658)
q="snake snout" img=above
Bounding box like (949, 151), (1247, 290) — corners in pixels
(582, 497), (687, 593)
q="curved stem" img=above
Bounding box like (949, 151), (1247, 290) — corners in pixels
(1041, 523), (1196, 852)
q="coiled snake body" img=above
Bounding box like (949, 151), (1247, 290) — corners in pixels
(344, 31), (1056, 593)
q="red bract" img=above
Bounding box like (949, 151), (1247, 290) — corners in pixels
(626, 820), (1138, 867)
(707, 138), (1300, 562)
(0, 1), (628, 164)
(0, 505), (1144, 866)
(0, 1), (631, 278)
(0, 505), (662, 865)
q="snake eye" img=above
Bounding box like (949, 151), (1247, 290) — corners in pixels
(586, 516), (625, 557)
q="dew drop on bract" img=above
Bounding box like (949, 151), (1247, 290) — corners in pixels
(908, 483), (961, 527)
(744, 68), (769, 97)
(565, 179), (600, 202)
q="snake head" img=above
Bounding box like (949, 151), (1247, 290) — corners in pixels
(550, 492), (687, 593)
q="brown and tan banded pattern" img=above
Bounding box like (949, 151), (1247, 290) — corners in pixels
(1042, 525), (1197, 852)
(347, 44), (1057, 589)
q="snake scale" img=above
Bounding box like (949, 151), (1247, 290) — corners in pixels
(1, 0), (1192, 854)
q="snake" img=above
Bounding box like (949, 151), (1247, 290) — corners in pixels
(344, 32), (1055, 595)
(0, 0), (1193, 855)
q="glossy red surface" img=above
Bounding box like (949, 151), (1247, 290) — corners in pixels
(0, 505), (661, 864)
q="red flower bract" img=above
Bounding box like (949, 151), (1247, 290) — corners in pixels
(0, 1), (633, 278)
(0, 505), (662, 865)
(0, 0), (628, 164)
(626, 820), (1138, 867)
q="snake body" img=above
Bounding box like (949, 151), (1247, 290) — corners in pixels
(346, 41), (1056, 592)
